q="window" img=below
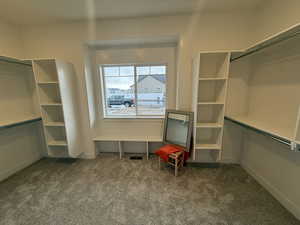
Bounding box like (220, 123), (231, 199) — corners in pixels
(100, 64), (167, 118)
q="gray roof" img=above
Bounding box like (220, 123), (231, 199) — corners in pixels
(137, 75), (166, 84)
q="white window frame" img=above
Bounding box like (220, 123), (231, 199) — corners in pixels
(99, 63), (168, 119)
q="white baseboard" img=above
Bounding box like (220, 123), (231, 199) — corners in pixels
(81, 152), (96, 159)
(0, 156), (42, 182)
(242, 162), (300, 220)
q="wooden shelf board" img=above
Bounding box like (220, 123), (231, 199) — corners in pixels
(48, 140), (67, 146)
(0, 116), (42, 129)
(195, 144), (221, 150)
(94, 136), (163, 142)
(199, 77), (227, 81)
(38, 81), (59, 85)
(198, 102), (225, 105)
(225, 115), (293, 141)
(45, 122), (65, 127)
(196, 123), (223, 128)
(41, 103), (62, 106)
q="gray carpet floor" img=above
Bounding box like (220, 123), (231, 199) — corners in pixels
(0, 154), (299, 225)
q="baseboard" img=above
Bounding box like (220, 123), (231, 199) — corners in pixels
(242, 162), (300, 220)
(81, 152), (96, 159)
(0, 156), (42, 182)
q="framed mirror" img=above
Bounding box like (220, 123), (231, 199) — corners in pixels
(163, 109), (194, 151)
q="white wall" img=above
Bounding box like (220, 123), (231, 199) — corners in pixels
(241, 130), (300, 219)
(0, 122), (45, 182)
(0, 20), (24, 58)
(20, 12), (253, 160)
(251, 0), (300, 45)
(0, 20), (46, 181)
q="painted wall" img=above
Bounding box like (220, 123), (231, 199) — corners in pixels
(251, 0), (300, 45)
(0, 122), (45, 182)
(0, 20), (46, 182)
(0, 20), (24, 59)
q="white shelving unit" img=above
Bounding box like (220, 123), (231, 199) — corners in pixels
(0, 56), (41, 127)
(32, 59), (84, 158)
(226, 34), (300, 150)
(94, 136), (162, 160)
(192, 52), (230, 161)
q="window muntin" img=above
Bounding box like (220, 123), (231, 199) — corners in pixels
(101, 64), (167, 118)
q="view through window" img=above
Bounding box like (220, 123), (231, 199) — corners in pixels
(101, 64), (167, 117)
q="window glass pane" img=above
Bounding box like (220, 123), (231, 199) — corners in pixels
(104, 76), (135, 116)
(120, 66), (134, 76)
(101, 64), (167, 117)
(136, 66), (150, 75)
(150, 66), (166, 75)
(103, 66), (119, 76)
(136, 74), (166, 116)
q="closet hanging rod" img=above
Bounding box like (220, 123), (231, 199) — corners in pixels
(0, 56), (32, 67)
(0, 117), (42, 130)
(224, 116), (291, 147)
(230, 30), (300, 62)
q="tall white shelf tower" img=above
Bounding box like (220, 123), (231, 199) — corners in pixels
(32, 59), (84, 158)
(192, 52), (230, 162)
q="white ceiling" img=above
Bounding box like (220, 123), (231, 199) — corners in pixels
(0, 0), (265, 25)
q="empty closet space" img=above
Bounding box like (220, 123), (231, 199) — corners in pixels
(0, 60), (39, 125)
(227, 35), (300, 142)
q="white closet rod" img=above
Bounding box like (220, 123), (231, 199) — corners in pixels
(231, 31), (300, 62)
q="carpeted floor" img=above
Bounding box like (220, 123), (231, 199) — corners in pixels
(0, 154), (299, 225)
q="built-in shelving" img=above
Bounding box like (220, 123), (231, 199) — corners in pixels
(38, 81), (59, 85)
(192, 52), (230, 162)
(94, 136), (163, 159)
(196, 123), (222, 128)
(0, 55), (40, 131)
(33, 59), (84, 158)
(198, 102), (225, 105)
(195, 144), (221, 150)
(226, 31), (300, 151)
(0, 116), (42, 129)
(199, 77), (227, 81)
(44, 122), (65, 127)
(48, 140), (68, 146)
(41, 103), (62, 106)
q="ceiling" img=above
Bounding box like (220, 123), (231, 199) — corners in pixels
(0, 0), (265, 25)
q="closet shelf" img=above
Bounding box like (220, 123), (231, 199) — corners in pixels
(195, 144), (221, 150)
(48, 140), (68, 146)
(44, 122), (65, 127)
(0, 116), (42, 129)
(199, 77), (227, 81)
(196, 123), (223, 128)
(38, 81), (59, 85)
(41, 103), (62, 106)
(225, 115), (292, 142)
(198, 102), (225, 105)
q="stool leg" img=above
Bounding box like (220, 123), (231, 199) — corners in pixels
(175, 157), (178, 177)
(158, 157), (161, 170)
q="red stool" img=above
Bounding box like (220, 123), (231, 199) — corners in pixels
(155, 144), (185, 176)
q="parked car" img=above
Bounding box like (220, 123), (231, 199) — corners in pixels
(107, 95), (134, 107)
